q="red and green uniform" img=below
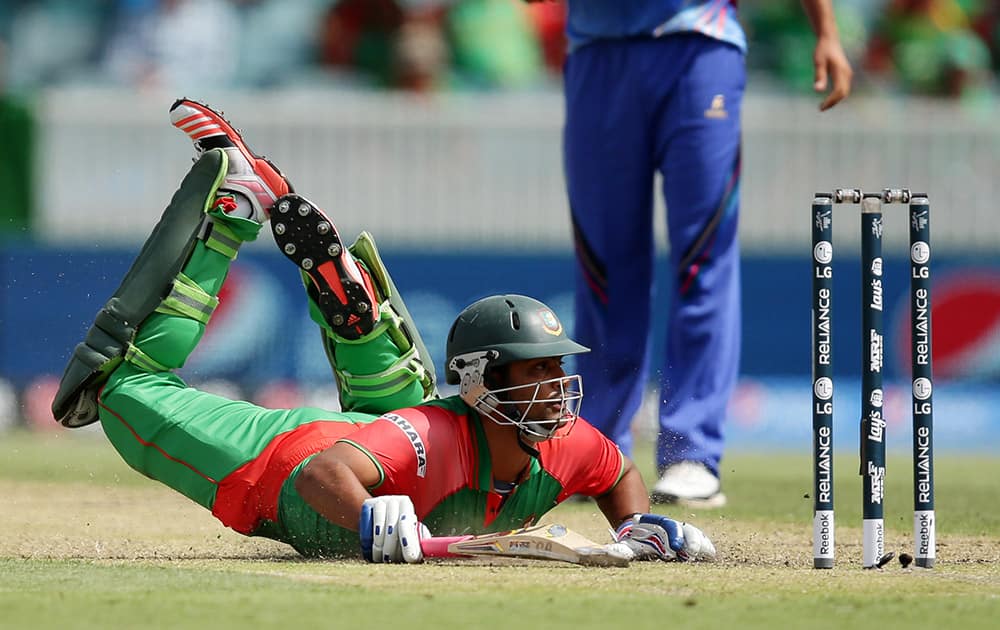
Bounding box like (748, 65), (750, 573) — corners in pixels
(270, 399), (624, 557)
(98, 202), (626, 559)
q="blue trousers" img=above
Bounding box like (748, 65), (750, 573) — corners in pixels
(565, 34), (745, 476)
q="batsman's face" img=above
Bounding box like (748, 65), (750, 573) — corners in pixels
(503, 358), (575, 421)
(479, 356), (584, 442)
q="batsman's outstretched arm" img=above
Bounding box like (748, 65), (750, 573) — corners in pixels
(595, 456), (650, 527)
(294, 442), (380, 530)
(596, 457), (717, 562)
(296, 443), (427, 563)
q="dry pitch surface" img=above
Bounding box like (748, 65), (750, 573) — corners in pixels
(2, 431), (998, 629)
(4, 479), (998, 568)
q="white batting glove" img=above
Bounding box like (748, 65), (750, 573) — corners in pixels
(608, 514), (717, 562)
(359, 495), (430, 563)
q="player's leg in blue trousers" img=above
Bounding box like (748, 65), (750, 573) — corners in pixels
(565, 35), (745, 479)
(655, 38), (745, 477)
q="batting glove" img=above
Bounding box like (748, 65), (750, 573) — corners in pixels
(609, 513), (717, 562)
(359, 495), (430, 564)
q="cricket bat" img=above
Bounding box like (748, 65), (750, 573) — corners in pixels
(420, 523), (630, 567)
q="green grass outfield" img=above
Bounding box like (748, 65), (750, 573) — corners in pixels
(2, 430), (998, 629)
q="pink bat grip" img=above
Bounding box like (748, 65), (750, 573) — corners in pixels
(420, 534), (475, 558)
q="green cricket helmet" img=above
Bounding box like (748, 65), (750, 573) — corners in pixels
(445, 295), (589, 441)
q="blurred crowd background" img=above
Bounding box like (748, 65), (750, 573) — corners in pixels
(1, 0), (999, 98)
(5, 0), (1000, 238)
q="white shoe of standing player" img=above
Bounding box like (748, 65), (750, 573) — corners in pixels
(651, 461), (727, 508)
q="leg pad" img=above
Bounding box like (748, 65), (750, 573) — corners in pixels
(311, 232), (440, 412)
(346, 231), (438, 401)
(52, 149), (228, 427)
